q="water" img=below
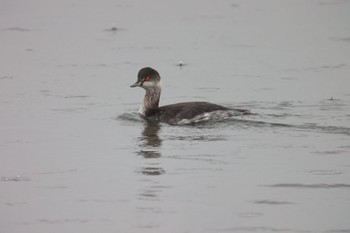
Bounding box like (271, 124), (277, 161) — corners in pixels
(1, 0), (350, 232)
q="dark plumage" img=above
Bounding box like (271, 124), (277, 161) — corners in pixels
(159, 102), (228, 119)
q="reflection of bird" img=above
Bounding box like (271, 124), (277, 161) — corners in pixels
(131, 67), (250, 125)
(138, 121), (164, 175)
(141, 121), (161, 147)
(137, 121), (162, 159)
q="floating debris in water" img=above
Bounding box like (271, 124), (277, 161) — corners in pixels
(326, 96), (340, 101)
(105, 25), (125, 32)
(108, 27), (118, 32)
(177, 61), (185, 67)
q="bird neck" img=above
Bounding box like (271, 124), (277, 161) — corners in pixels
(139, 86), (161, 116)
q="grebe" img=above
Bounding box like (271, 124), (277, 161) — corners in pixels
(130, 67), (249, 125)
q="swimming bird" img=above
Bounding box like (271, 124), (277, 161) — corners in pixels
(130, 67), (249, 124)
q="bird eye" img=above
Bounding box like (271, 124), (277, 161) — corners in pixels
(145, 76), (150, 81)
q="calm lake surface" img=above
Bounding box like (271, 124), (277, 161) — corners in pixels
(1, 0), (350, 232)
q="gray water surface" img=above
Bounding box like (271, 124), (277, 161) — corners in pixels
(1, 0), (350, 232)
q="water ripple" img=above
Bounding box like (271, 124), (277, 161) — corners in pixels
(1, 175), (30, 182)
(116, 112), (142, 123)
(138, 167), (165, 176)
(265, 183), (350, 189)
(253, 200), (295, 205)
(219, 226), (297, 232)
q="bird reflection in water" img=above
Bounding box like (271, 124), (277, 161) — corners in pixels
(137, 121), (165, 176)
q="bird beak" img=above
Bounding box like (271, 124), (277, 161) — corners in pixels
(130, 81), (141, 88)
